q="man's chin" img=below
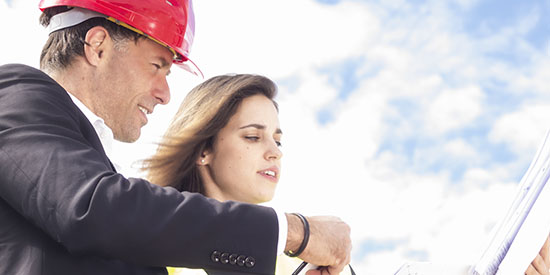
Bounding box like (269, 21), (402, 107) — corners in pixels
(114, 130), (141, 143)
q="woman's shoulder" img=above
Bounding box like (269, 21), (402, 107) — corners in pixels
(167, 267), (208, 275)
(276, 256), (303, 274)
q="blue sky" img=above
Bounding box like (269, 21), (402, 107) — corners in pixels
(3, 0), (550, 273)
(299, 0), (550, 188)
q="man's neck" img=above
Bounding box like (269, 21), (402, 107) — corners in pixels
(46, 63), (95, 114)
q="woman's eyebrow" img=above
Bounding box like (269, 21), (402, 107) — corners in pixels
(239, 124), (283, 134)
(239, 123), (265, 130)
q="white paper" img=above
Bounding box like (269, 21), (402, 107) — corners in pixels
(470, 129), (550, 275)
(496, 175), (550, 274)
(394, 262), (470, 275)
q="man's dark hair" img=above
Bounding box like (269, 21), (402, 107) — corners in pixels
(39, 6), (143, 72)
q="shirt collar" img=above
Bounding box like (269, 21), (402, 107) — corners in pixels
(67, 93), (119, 170)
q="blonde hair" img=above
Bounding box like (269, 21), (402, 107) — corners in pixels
(143, 74), (278, 193)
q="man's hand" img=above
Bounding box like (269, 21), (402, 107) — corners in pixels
(525, 235), (550, 275)
(286, 214), (352, 274)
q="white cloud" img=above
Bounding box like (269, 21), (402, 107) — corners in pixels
(443, 138), (478, 159)
(426, 86), (484, 135)
(191, 0), (376, 78)
(489, 103), (550, 156)
(509, 59), (550, 97)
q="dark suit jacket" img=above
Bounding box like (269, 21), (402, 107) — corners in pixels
(0, 64), (278, 275)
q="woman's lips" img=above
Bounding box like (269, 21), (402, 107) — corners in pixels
(258, 167), (279, 182)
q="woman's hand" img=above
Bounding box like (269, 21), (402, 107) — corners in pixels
(525, 235), (550, 275)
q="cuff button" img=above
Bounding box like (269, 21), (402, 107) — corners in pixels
(229, 254), (238, 265)
(236, 255), (246, 266)
(210, 251), (221, 263)
(245, 256), (255, 268)
(220, 252), (230, 264)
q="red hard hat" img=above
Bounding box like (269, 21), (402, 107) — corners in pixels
(38, 0), (201, 76)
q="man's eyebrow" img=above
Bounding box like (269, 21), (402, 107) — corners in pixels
(156, 56), (172, 75)
(158, 57), (171, 68)
(239, 123), (283, 134)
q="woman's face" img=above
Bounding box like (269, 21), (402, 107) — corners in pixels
(200, 94), (282, 204)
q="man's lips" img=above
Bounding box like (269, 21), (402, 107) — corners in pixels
(137, 105), (153, 124)
(138, 105), (152, 115)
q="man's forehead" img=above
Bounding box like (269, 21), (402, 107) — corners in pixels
(136, 38), (175, 64)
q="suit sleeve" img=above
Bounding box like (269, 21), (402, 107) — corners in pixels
(0, 65), (278, 274)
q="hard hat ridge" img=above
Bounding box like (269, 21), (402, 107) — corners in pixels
(47, 7), (105, 34)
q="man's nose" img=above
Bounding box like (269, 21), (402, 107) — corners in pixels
(153, 76), (170, 105)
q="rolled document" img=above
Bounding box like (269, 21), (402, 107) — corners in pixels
(470, 129), (550, 275)
(394, 262), (470, 275)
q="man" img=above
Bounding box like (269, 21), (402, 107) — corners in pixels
(0, 0), (351, 274)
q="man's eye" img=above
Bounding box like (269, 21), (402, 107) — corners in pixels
(245, 136), (259, 141)
(275, 141), (282, 147)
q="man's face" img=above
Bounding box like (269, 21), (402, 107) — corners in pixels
(91, 37), (173, 142)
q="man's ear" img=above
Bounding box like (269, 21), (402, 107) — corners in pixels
(196, 149), (212, 165)
(83, 26), (109, 66)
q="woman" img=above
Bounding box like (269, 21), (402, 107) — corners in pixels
(143, 74), (302, 274)
(145, 74), (353, 274)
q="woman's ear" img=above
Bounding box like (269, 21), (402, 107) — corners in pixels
(196, 149), (212, 165)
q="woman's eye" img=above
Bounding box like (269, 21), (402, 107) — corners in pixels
(275, 141), (282, 147)
(245, 136), (259, 141)
(152, 63), (161, 69)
